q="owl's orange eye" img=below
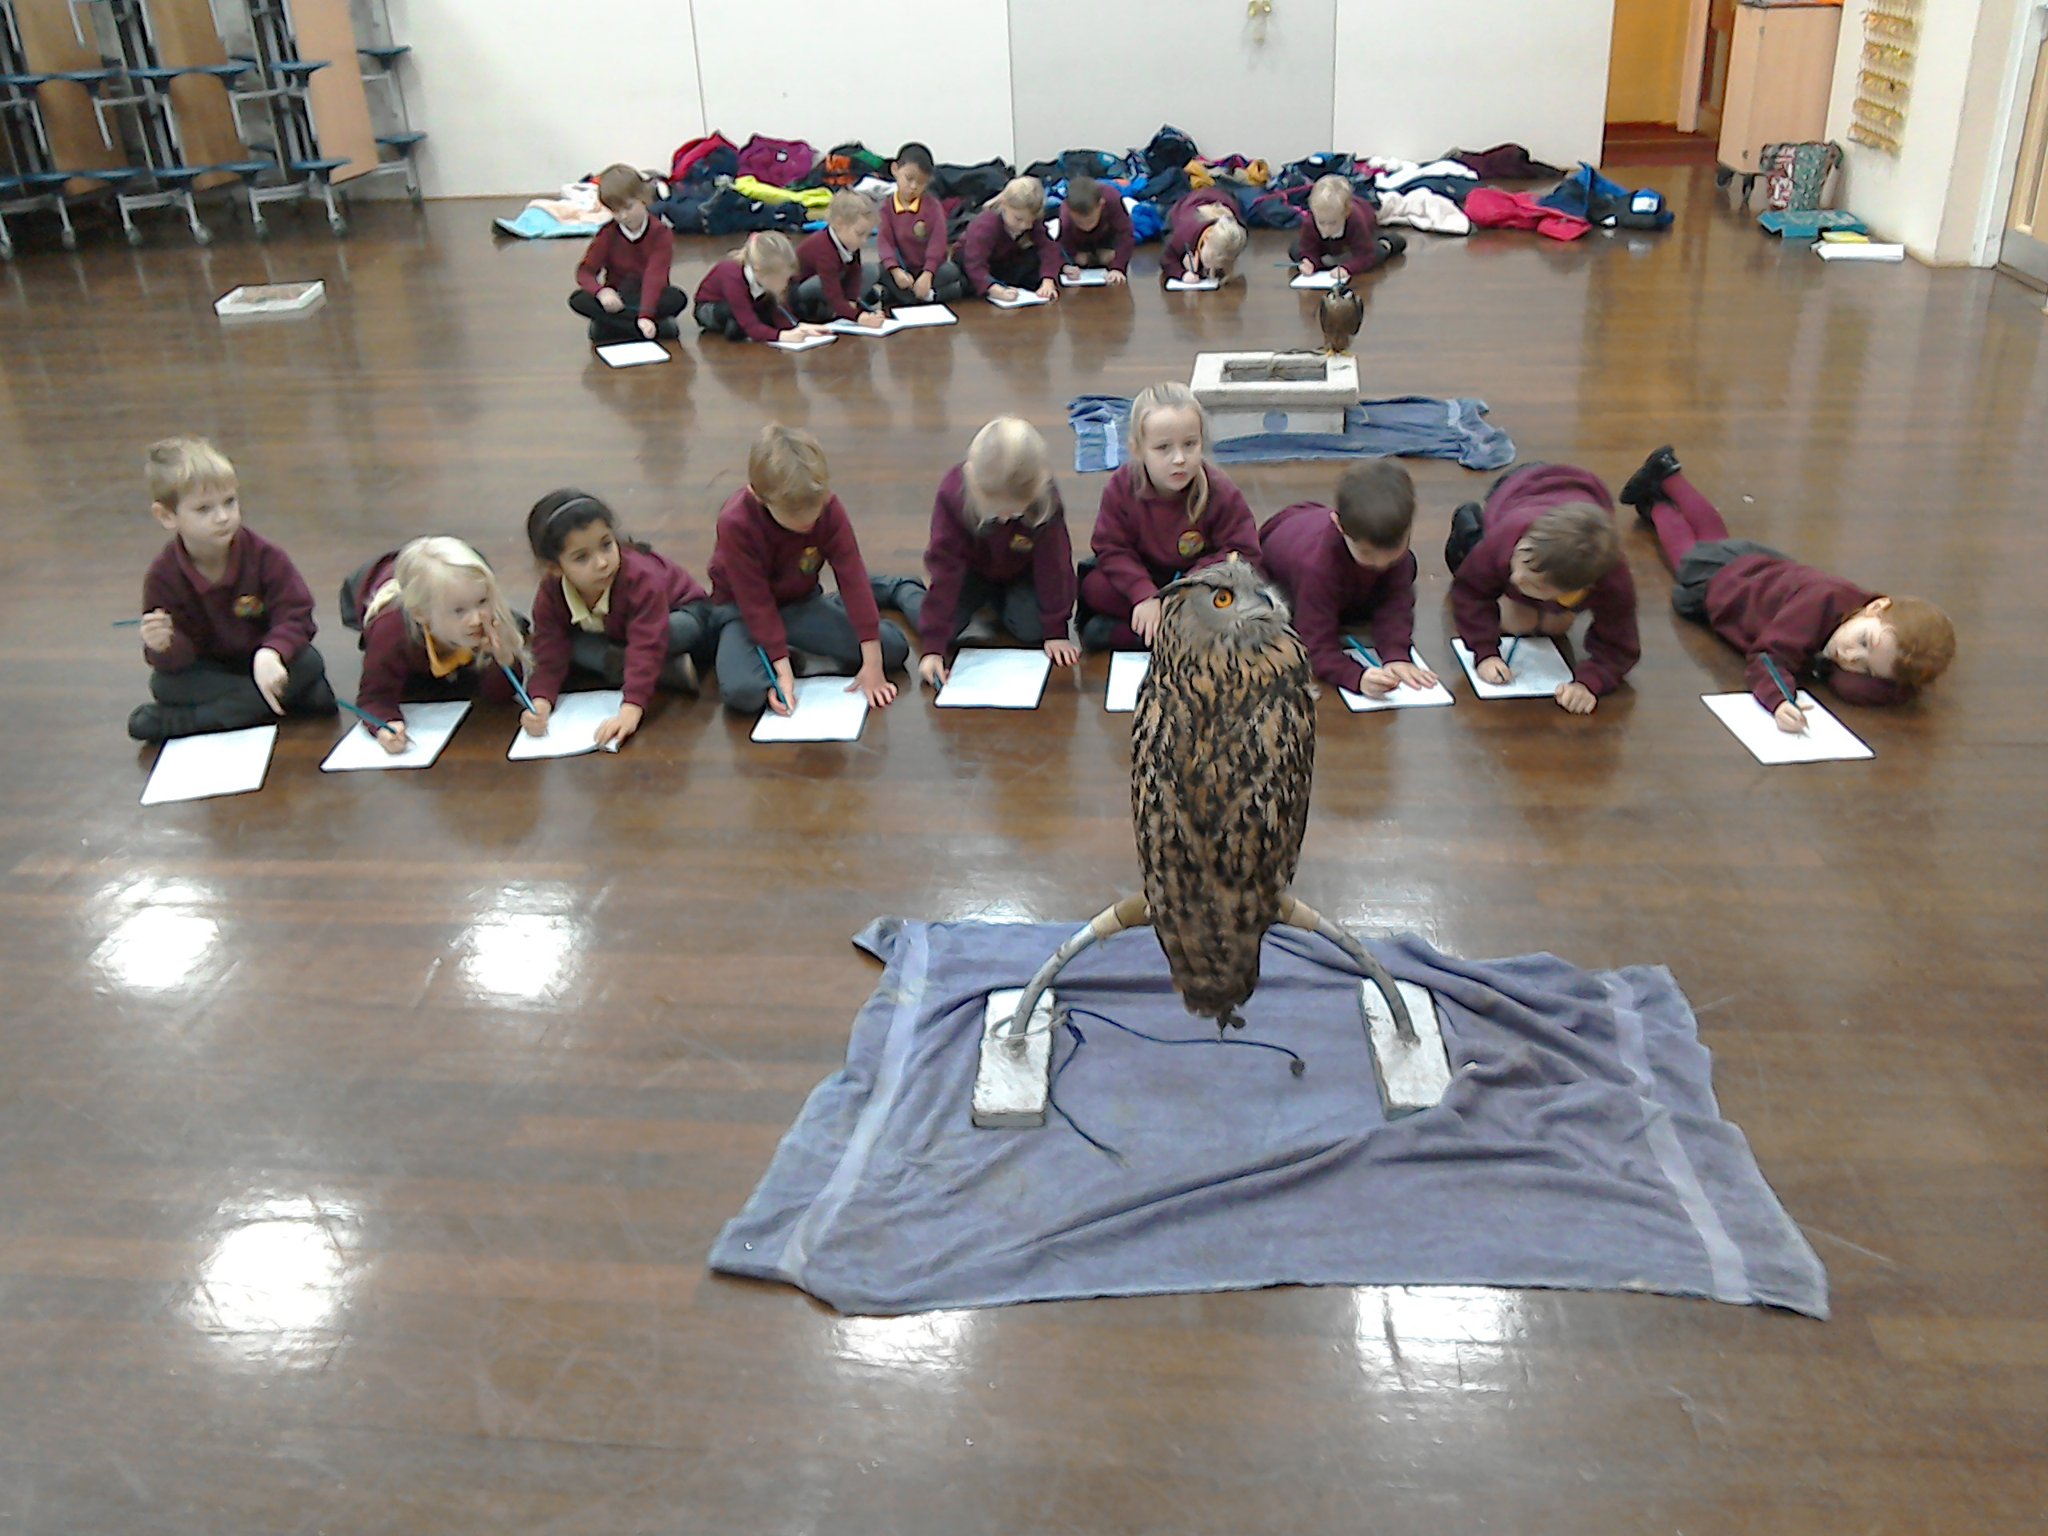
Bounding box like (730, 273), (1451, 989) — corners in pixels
(1213, 590), (1234, 608)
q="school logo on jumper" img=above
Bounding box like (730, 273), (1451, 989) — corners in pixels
(233, 594), (266, 619)
(913, 220), (928, 240)
(798, 546), (822, 575)
(1177, 530), (1207, 559)
(1009, 532), (1035, 553)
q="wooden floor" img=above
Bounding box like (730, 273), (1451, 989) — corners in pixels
(2, 167), (2045, 1534)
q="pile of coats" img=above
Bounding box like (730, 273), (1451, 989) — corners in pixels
(635, 126), (1672, 247)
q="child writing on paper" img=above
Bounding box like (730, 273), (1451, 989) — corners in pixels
(960, 177), (1061, 304)
(1057, 176), (1134, 285)
(1621, 446), (1955, 731)
(1078, 382), (1262, 651)
(1257, 462), (1435, 698)
(911, 417), (1080, 687)
(877, 142), (968, 308)
(344, 537), (528, 753)
(1160, 188), (1248, 285)
(569, 164), (689, 344)
(1292, 175), (1404, 283)
(1444, 464), (1639, 714)
(794, 190), (886, 328)
(520, 490), (716, 750)
(129, 436), (336, 742)
(707, 424), (915, 715)
(693, 232), (831, 345)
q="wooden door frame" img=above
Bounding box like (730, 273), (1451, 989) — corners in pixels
(1975, 1), (2048, 267)
(1677, 0), (1713, 131)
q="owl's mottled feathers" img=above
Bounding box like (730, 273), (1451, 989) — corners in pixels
(1132, 559), (1317, 1024)
(1319, 287), (1363, 354)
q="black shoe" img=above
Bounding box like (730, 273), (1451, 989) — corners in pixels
(128, 704), (166, 743)
(654, 318), (681, 341)
(298, 676), (338, 715)
(657, 654), (699, 695)
(1378, 231), (1408, 262)
(588, 319), (607, 343)
(1618, 445), (1682, 516)
(128, 702), (203, 741)
(1080, 614), (1119, 652)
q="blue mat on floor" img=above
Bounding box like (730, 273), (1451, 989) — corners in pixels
(493, 207), (605, 239)
(708, 919), (1828, 1318)
(1069, 393), (1517, 474)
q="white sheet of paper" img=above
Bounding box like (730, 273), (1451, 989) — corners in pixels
(828, 305), (959, 338)
(1290, 271), (1343, 290)
(1166, 276), (1221, 291)
(769, 331), (837, 352)
(595, 340), (669, 367)
(935, 648), (1052, 710)
(506, 690), (626, 760)
(1060, 268), (1111, 287)
(140, 725), (277, 805)
(1105, 651), (1151, 712)
(1339, 646), (1456, 712)
(1451, 637), (1576, 699)
(751, 677), (870, 742)
(987, 289), (1050, 309)
(320, 700), (471, 772)
(1702, 690), (1873, 765)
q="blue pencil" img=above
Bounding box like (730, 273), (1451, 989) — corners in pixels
(339, 699), (396, 737)
(1503, 638), (1520, 665)
(1343, 637), (1381, 670)
(111, 617), (143, 627)
(755, 644), (791, 710)
(1760, 656), (1806, 729)
(500, 663), (539, 716)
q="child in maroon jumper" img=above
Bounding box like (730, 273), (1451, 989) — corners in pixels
(1057, 176), (1134, 285)
(960, 177), (1061, 303)
(1160, 188), (1248, 284)
(569, 164), (689, 344)
(693, 232), (831, 345)
(519, 490), (715, 751)
(877, 143), (967, 308)
(1257, 461), (1437, 699)
(345, 537), (528, 753)
(1291, 176), (1404, 281)
(910, 417), (1080, 688)
(1621, 446), (1956, 731)
(1445, 463), (1639, 714)
(706, 425), (916, 715)
(1079, 382), (1262, 650)
(794, 190), (886, 328)
(129, 437), (335, 742)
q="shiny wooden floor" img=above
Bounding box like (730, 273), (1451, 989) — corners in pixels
(2, 167), (2045, 1534)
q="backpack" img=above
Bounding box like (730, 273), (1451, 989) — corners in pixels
(702, 186), (806, 236)
(932, 157), (1013, 206)
(1760, 141), (1841, 212)
(1142, 124), (1200, 175)
(820, 141), (887, 189)
(669, 132), (738, 185)
(735, 135), (816, 188)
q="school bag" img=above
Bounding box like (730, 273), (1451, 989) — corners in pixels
(1141, 124), (1200, 175)
(702, 186), (806, 236)
(735, 135), (816, 188)
(1760, 141), (1841, 212)
(1541, 163), (1673, 230)
(820, 142), (888, 189)
(933, 157), (1013, 207)
(670, 132), (738, 185)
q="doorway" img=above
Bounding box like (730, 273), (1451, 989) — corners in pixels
(1998, 30), (2048, 287)
(1677, 0), (1739, 136)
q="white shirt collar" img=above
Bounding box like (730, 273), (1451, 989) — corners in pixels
(744, 264), (765, 299)
(618, 216), (647, 243)
(830, 229), (855, 262)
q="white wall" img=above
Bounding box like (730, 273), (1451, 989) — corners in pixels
(1334, 0), (1616, 169)
(395, 0), (1618, 199)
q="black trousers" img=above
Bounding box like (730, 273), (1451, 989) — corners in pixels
(933, 574), (1045, 650)
(793, 267), (881, 323)
(694, 299), (789, 341)
(147, 646), (333, 733)
(569, 282), (689, 342)
(709, 593), (911, 713)
(877, 261), (968, 308)
(1671, 539), (1787, 622)
(976, 248), (1045, 294)
(565, 601), (717, 679)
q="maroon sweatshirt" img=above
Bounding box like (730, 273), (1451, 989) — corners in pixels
(1703, 553), (1907, 711)
(142, 527), (316, 673)
(1299, 202), (1379, 272)
(1057, 187), (1135, 272)
(1090, 462), (1262, 605)
(918, 463), (1078, 654)
(697, 258), (793, 342)
(1449, 464), (1639, 694)
(575, 219), (677, 318)
(528, 544), (708, 710)
(707, 487), (881, 663)
(877, 192), (949, 276)
(354, 553), (518, 725)
(796, 228), (869, 321)
(959, 207), (1060, 294)
(1257, 502), (1416, 692)
(1161, 189), (1242, 276)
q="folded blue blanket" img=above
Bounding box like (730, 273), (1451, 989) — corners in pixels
(1070, 393), (1517, 473)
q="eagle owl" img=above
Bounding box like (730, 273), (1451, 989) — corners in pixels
(1132, 558), (1316, 1027)
(1319, 287), (1363, 354)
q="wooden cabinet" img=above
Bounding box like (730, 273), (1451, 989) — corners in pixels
(1716, 1), (1843, 175)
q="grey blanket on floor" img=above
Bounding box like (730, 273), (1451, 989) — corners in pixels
(709, 920), (1827, 1319)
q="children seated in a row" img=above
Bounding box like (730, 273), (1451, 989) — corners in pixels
(1293, 176), (1405, 284)
(1621, 446), (1954, 729)
(1077, 382), (1262, 649)
(878, 142), (968, 307)
(908, 418), (1080, 686)
(1056, 176), (1134, 284)
(569, 165), (689, 344)
(128, 437), (336, 742)
(961, 177), (1062, 303)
